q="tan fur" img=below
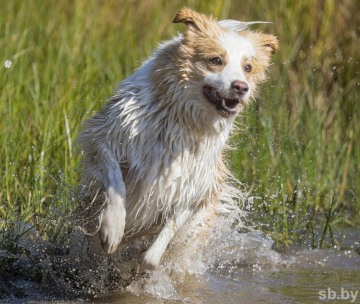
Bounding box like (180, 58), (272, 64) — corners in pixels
(153, 9), (278, 101)
(240, 30), (279, 97)
(173, 8), (229, 79)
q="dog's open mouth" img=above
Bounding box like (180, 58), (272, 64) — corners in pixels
(203, 86), (240, 116)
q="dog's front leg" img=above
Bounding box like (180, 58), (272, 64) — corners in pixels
(98, 157), (126, 255)
(138, 208), (193, 270)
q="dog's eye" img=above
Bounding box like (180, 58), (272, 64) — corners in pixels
(245, 64), (252, 73)
(210, 57), (222, 65)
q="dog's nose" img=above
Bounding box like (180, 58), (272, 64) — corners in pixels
(231, 81), (249, 95)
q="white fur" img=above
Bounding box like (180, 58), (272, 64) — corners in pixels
(76, 17), (257, 269)
(218, 19), (271, 32)
(204, 33), (255, 101)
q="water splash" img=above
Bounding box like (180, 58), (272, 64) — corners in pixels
(1, 187), (360, 303)
(4, 60), (12, 68)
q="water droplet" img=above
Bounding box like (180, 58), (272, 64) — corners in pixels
(4, 60), (12, 68)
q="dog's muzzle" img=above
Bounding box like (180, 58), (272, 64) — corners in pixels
(203, 85), (245, 117)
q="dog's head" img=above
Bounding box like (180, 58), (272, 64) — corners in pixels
(173, 8), (278, 118)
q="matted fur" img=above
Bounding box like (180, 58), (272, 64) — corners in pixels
(75, 8), (278, 268)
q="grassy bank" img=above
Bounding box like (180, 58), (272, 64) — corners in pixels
(1, 0), (359, 248)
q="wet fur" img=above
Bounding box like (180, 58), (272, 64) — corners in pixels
(76, 8), (278, 270)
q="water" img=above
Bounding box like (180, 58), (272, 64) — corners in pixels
(93, 231), (360, 304)
(2, 211), (360, 303)
(96, 269), (360, 303)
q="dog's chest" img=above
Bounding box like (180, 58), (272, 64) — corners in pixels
(126, 133), (225, 211)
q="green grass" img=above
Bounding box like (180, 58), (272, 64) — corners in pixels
(1, 0), (359, 248)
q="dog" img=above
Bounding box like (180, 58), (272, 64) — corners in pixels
(76, 8), (278, 270)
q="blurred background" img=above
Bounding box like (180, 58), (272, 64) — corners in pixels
(1, 0), (359, 247)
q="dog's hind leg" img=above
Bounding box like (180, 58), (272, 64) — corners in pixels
(138, 208), (193, 270)
(98, 152), (126, 255)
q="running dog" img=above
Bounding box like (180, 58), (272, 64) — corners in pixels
(76, 8), (278, 270)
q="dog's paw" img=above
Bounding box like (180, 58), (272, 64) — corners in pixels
(99, 205), (125, 255)
(137, 247), (163, 270)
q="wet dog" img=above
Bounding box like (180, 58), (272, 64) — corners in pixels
(76, 8), (278, 270)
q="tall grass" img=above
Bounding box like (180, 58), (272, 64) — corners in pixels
(229, 0), (360, 246)
(1, 0), (359, 247)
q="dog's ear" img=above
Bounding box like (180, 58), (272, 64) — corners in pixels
(173, 7), (211, 33)
(255, 32), (279, 55)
